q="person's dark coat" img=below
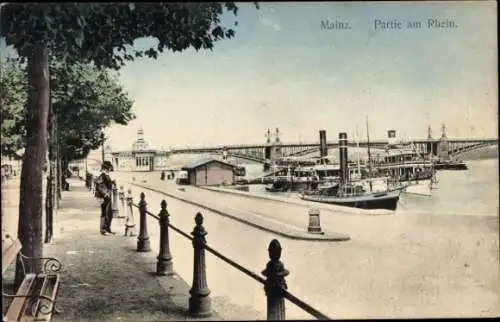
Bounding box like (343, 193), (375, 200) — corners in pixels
(97, 171), (113, 199)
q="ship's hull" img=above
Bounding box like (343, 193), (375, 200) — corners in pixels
(265, 181), (291, 192)
(300, 190), (400, 211)
(434, 162), (468, 171)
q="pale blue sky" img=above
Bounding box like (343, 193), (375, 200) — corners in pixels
(1, 2), (497, 151)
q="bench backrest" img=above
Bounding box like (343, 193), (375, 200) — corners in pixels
(2, 239), (22, 275)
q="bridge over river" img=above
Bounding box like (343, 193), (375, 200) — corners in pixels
(170, 127), (498, 164)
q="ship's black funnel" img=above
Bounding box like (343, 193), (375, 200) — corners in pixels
(319, 130), (328, 157)
(338, 132), (348, 184)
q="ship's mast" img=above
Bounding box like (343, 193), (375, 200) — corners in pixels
(366, 117), (373, 191)
(356, 125), (361, 176)
(366, 117), (372, 176)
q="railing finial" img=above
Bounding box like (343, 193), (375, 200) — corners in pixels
(268, 238), (282, 262)
(263, 239), (289, 320)
(195, 212), (204, 226)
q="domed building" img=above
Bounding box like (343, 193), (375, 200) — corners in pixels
(111, 128), (169, 171)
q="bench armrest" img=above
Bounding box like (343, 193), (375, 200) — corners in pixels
(3, 236), (62, 274)
(18, 253), (62, 274)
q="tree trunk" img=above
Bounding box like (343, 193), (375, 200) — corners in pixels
(53, 118), (59, 209)
(61, 156), (69, 191)
(57, 131), (62, 201)
(45, 105), (55, 244)
(15, 45), (50, 288)
(44, 173), (53, 243)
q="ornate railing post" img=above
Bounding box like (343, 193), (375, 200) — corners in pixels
(156, 200), (173, 276)
(137, 192), (151, 252)
(262, 239), (289, 320)
(118, 185), (125, 218)
(189, 212), (212, 317)
(112, 182), (119, 217)
(124, 189), (136, 237)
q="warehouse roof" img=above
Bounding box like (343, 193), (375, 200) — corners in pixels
(181, 158), (236, 170)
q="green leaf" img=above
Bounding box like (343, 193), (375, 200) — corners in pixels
(3, 3), (249, 70)
(75, 32), (84, 48)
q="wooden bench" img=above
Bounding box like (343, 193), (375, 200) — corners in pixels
(2, 236), (62, 322)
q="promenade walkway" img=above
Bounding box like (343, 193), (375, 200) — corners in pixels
(2, 178), (233, 321)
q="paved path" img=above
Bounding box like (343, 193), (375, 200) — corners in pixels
(2, 176), (47, 245)
(2, 177), (21, 243)
(2, 178), (262, 321)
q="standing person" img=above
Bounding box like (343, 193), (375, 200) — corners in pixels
(96, 162), (115, 235)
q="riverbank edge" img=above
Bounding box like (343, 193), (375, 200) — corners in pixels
(200, 185), (394, 216)
(125, 181), (351, 242)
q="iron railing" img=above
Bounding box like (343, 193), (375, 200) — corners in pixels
(86, 172), (331, 320)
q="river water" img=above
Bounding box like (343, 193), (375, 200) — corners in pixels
(241, 158), (499, 217)
(112, 157), (499, 319)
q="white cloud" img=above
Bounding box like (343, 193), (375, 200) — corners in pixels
(259, 13), (281, 31)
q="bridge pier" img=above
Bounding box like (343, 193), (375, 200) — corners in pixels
(437, 124), (450, 160)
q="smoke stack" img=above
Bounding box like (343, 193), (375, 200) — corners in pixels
(319, 130), (328, 157)
(387, 130), (397, 146)
(338, 132), (348, 184)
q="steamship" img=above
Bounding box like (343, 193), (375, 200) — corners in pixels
(300, 131), (400, 211)
(370, 130), (436, 196)
(372, 150), (435, 196)
(265, 130), (362, 192)
(265, 157), (363, 192)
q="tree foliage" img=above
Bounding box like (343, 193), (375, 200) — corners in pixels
(1, 60), (135, 161)
(1, 2), (242, 70)
(0, 60), (27, 158)
(51, 61), (135, 161)
(0, 1), (253, 279)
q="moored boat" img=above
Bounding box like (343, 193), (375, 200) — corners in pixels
(300, 131), (401, 211)
(370, 134), (437, 196)
(300, 182), (401, 211)
(434, 160), (468, 170)
(265, 179), (291, 192)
